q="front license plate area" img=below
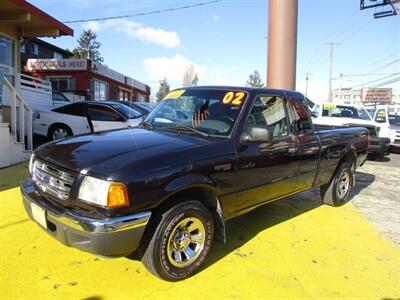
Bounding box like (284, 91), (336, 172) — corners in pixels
(31, 202), (47, 229)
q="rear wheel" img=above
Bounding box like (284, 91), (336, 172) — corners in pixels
(141, 200), (214, 281)
(321, 162), (352, 206)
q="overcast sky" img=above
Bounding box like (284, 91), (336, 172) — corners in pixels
(32, 0), (400, 101)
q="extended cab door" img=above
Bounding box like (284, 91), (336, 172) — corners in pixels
(87, 104), (127, 132)
(235, 94), (299, 212)
(287, 95), (321, 191)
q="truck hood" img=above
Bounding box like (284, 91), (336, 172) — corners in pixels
(35, 127), (212, 175)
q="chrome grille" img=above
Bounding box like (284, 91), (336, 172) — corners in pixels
(32, 160), (74, 201)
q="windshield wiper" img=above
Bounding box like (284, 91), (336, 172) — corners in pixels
(162, 124), (209, 137)
(141, 120), (155, 130)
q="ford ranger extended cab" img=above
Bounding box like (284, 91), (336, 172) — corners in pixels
(21, 87), (369, 281)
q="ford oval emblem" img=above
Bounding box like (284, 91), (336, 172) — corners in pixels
(43, 175), (50, 183)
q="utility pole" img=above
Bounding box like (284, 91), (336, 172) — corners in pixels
(303, 72), (313, 97)
(339, 73), (343, 103)
(325, 42), (341, 102)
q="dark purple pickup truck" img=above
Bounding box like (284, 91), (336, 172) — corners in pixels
(21, 86), (369, 281)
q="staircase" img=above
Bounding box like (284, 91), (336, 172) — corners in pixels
(0, 77), (33, 168)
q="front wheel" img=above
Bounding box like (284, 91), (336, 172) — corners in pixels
(141, 200), (214, 281)
(49, 124), (72, 140)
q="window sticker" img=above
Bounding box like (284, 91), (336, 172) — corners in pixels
(164, 89), (185, 99)
(323, 103), (337, 109)
(222, 91), (245, 106)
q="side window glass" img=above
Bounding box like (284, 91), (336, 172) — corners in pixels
(287, 97), (314, 135)
(88, 105), (122, 121)
(52, 103), (83, 116)
(312, 104), (320, 117)
(247, 96), (288, 138)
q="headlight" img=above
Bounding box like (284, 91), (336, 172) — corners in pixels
(78, 176), (129, 208)
(29, 153), (35, 174)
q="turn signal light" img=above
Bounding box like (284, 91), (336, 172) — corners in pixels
(107, 183), (129, 208)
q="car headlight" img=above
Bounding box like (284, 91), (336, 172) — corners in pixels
(78, 176), (129, 208)
(29, 153), (35, 175)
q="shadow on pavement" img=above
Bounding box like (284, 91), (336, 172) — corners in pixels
(350, 171), (375, 200)
(205, 170), (375, 271)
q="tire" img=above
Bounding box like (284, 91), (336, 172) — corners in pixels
(141, 200), (214, 281)
(48, 124), (72, 141)
(320, 162), (352, 206)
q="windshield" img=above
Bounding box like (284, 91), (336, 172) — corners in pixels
(322, 104), (371, 120)
(108, 103), (142, 119)
(146, 89), (248, 136)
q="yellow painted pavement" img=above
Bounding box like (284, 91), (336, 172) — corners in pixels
(0, 163), (399, 299)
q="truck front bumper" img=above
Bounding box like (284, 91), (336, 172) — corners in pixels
(369, 137), (390, 155)
(21, 179), (151, 257)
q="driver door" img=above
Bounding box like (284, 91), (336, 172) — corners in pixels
(235, 95), (299, 213)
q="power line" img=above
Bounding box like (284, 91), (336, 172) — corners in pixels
(356, 51), (400, 73)
(302, 10), (368, 73)
(63, 0), (223, 24)
(375, 77), (400, 87)
(368, 58), (400, 73)
(350, 72), (400, 88)
(301, 9), (360, 72)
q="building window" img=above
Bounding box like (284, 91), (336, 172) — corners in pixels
(119, 89), (130, 101)
(0, 35), (15, 83)
(0, 36), (14, 68)
(50, 77), (70, 91)
(137, 93), (145, 102)
(53, 52), (63, 59)
(20, 44), (25, 54)
(94, 80), (108, 100)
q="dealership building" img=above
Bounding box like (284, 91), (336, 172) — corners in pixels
(26, 58), (150, 102)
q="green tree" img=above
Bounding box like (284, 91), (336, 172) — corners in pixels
(246, 70), (264, 87)
(72, 30), (104, 62)
(156, 79), (170, 102)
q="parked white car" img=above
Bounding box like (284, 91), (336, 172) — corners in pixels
(311, 102), (391, 159)
(367, 105), (400, 152)
(312, 102), (391, 137)
(33, 101), (143, 140)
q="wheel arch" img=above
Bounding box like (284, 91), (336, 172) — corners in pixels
(151, 175), (226, 244)
(321, 147), (356, 206)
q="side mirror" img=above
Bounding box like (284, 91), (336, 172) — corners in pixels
(240, 125), (272, 144)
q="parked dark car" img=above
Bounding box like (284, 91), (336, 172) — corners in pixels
(21, 87), (369, 281)
(115, 100), (156, 117)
